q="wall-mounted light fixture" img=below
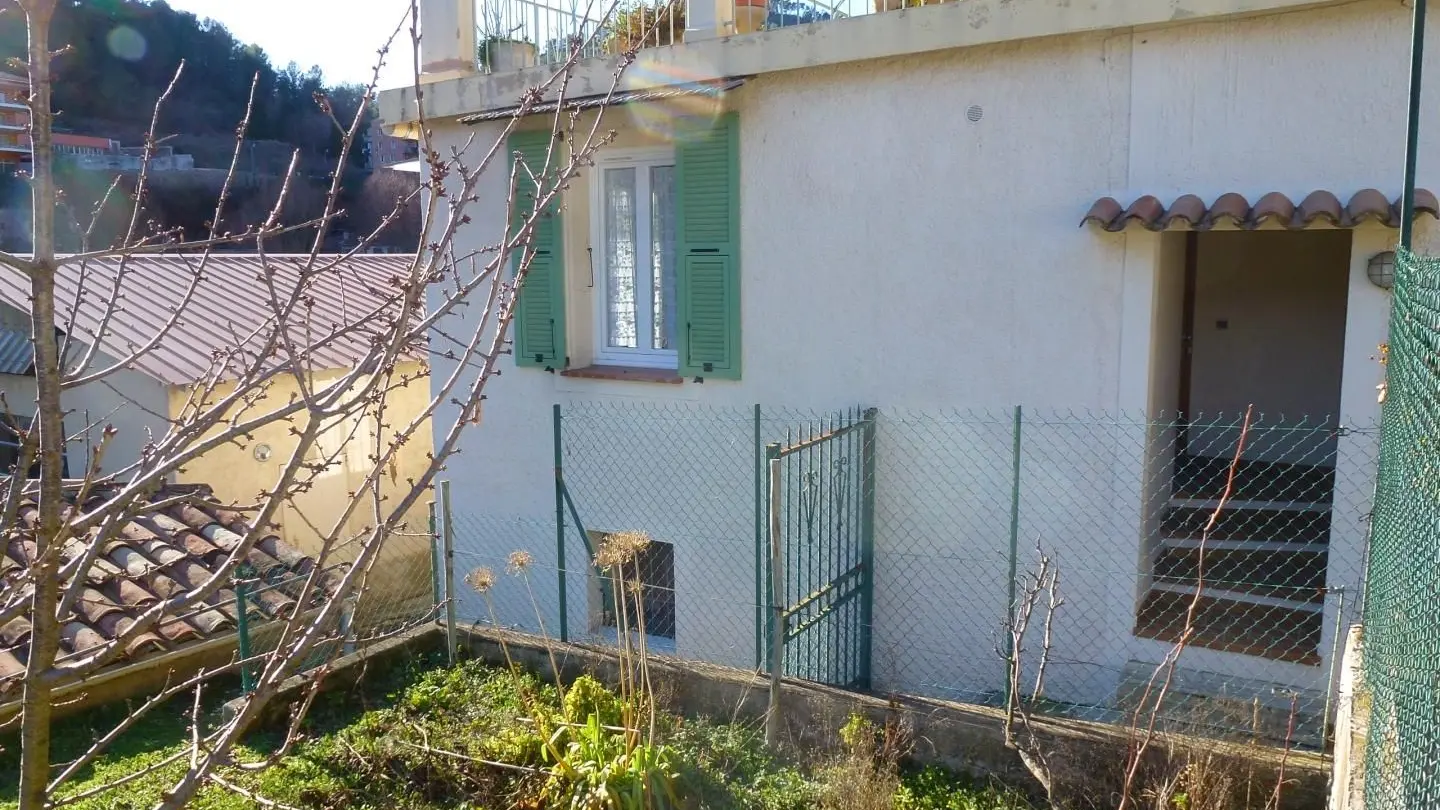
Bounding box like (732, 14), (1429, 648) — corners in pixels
(1368, 251), (1396, 290)
(252, 443), (273, 462)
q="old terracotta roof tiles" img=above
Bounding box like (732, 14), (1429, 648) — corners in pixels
(0, 484), (338, 691)
(1081, 189), (1440, 232)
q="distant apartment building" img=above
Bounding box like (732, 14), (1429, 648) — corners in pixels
(366, 116), (418, 169)
(0, 73), (30, 172)
(0, 73), (27, 252)
(53, 133), (117, 158)
(54, 134), (194, 172)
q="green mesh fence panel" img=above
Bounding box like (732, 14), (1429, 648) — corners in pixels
(1364, 247), (1440, 809)
(446, 399), (1378, 752)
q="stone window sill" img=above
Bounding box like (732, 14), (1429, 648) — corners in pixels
(560, 365), (684, 385)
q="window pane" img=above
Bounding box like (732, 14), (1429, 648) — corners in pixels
(598, 537), (675, 640)
(604, 167), (638, 349)
(650, 165), (677, 351)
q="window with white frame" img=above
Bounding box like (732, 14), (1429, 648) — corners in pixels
(591, 148), (678, 369)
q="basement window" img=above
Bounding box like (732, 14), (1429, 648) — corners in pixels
(590, 535), (676, 649)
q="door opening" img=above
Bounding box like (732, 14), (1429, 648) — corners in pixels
(1138, 229), (1352, 664)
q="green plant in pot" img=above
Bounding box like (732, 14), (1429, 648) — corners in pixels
(606, 0), (686, 54)
(479, 33), (539, 72)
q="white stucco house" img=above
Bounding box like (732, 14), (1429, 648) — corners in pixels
(387, 0), (1437, 739)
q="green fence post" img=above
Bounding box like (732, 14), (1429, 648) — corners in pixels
(1004, 405), (1023, 708)
(554, 403), (569, 643)
(1400, 0), (1427, 250)
(858, 407), (878, 690)
(234, 563), (254, 694)
(754, 403), (764, 670)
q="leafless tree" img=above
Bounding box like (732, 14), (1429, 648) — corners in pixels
(999, 541), (1064, 807)
(349, 168), (422, 251)
(0, 0), (636, 806)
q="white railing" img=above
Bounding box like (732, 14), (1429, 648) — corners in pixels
(477, 0), (610, 72)
(473, 0), (955, 72)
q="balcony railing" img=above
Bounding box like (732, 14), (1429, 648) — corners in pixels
(474, 0), (946, 72)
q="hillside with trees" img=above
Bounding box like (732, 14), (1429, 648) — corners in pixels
(0, 0), (419, 251)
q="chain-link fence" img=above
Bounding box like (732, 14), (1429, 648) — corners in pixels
(229, 518), (441, 686)
(436, 400), (1377, 750)
(1363, 248), (1440, 808)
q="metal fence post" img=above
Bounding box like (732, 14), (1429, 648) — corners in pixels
(428, 499), (441, 610)
(754, 403), (764, 670)
(858, 407), (878, 690)
(766, 452), (786, 747)
(1400, 0), (1427, 250)
(440, 479), (457, 665)
(554, 403), (569, 643)
(1323, 585), (1349, 747)
(1003, 405), (1023, 708)
(234, 564), (254, 694)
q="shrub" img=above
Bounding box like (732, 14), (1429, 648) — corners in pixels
(564, 675), (627, 729)
(667, 718), (818, 810)
(894, 765), (1031, 810)
(540, 713), (678, 809)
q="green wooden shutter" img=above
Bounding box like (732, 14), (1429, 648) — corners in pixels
(509, 129), (566, 369)
(676, 113), (740, 379)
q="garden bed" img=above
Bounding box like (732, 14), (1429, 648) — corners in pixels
(0, 638), (1028, 810)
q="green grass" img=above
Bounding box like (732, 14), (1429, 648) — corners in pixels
(0, 653), (1030, 810)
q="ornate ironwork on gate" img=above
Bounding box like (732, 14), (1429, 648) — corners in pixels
(761, 407), (876, 690)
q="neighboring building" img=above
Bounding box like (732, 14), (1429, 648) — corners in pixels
(0, 303), (173, 479)
(0, 73), (30, 252)
(367, 116), (418, 170)
(383, 0), (1434, 736)
(0, 254), (433, 620)
(52, 132), (119, 158)
(52, 133), (195, 172)
(0, 72), (29, 173)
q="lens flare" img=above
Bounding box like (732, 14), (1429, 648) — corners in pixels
(619, 63), (726, 142)
(106, 26), (147, 62)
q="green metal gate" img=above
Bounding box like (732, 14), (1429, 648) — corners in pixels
(761, 407), (876, 690)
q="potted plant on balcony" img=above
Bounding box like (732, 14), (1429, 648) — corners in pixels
(479, 34), (538, 73)
(873, 0), (949, 13)
(733, 0), (767, 34)
(476, 8), (538, 73)
(605, 0), (686, 54)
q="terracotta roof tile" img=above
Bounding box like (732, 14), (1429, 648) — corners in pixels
(1297, 190), (1344, 226)
(0, 649), (22, 681)
(1, 484), (338, 695)
(1162, 194), (1208, 229)
(1082, 189), (1440, 231)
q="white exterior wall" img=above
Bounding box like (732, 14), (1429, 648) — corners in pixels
(0, 367), (169, 475)
(431, 0), (1427, 710)
(0, 303), (170, 476)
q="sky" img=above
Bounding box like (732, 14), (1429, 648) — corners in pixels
(162, 0), (417, 88)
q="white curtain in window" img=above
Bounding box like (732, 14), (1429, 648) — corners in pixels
(604, 167), (638, 349)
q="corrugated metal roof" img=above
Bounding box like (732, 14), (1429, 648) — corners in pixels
(460, 78), (745, 124)
(1082, 189), (1440, 232)
(0, 254), (424, 385)
(0, 328), (31, 375)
